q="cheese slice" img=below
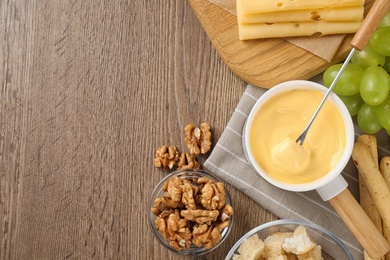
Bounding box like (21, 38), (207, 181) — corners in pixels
(238, 21), (362, 40)
(237, 0), (365, 14)
(238, 7), (364, 24)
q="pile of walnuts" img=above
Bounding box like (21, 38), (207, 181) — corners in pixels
(151, 175), (234, 250)
(154, 122), (212, 171)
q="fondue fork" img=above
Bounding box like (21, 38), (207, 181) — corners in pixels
(296, 0), (390, 145)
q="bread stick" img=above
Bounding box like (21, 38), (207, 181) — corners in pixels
(352, 141), (390, 230)
(380, 156), (390, 260)
(358, 135), (384, 260)
(358, 135), (379, 161)
(380, 155), (390, 188)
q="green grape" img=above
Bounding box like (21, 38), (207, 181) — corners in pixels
(323, 63), (364, 96)
(359, 66), (390, 106)
(351, 43), (385, 69)
(370, 27), (390, 56)
(338, 93), (364, 116)
(379, 11), (390, 28)
(357, 103), (382, 134)
(383, 56), (390, 73)
(373, 95), (390, 130)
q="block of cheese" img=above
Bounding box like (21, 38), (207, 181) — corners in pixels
(238, 21), (363, 40)
(236, 0), (365, 40)
(238, 0), (365, 14)
(238, 7), (364, 24)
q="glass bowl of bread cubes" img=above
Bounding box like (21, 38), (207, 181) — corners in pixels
(226, 219), (354, 260)
(149, 169), (234, 256)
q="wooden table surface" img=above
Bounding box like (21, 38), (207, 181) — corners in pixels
(1, 1), (279, 259)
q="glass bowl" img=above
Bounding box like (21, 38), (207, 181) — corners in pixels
(149, 168), (234, 256)
(225, 219), (354, 260)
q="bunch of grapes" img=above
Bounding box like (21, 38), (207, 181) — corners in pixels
(323, 11), (390, 135)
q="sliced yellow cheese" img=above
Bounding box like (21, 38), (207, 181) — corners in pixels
(238, 7), (364, 24)
(238, 21), (362, 40)
(237, 0), (365, 14)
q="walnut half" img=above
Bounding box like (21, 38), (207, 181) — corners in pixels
(180, 209), (220, 225)
(184, 122), (212, 155)
(192, 224), (222, 250)
(155, 209), (192, 250)
(177, 152), (200, 170)
(154, 145), (179, 171)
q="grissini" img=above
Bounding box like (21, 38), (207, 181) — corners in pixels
(357, 135), (384, 260)
(380, 155), (390, 190)
(380, 156), (390, 260)
(352, 141), (390, 230)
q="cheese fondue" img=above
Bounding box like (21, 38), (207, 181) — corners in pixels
(249, 89), (346, 184)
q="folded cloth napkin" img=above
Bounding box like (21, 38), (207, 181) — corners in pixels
(204, 81), (365, 259)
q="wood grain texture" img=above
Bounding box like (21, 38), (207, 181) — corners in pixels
(0, 0), (276, 259)
(188, 0), (375, 88)
(329, 189), (390, 259)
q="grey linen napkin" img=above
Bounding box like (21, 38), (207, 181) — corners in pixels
(204, 83), (365, 259)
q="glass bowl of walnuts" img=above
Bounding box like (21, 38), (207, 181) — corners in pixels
(225, 219), (354, 260)
(149, 168), (234, 256)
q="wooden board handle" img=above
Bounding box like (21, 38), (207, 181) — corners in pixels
(329, 188), (390, 258)
(351, 0), (390, 50)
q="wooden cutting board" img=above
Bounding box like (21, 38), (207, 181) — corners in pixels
(188, 0), (374, 88)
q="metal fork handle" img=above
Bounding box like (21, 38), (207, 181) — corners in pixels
(295, 48), (356, 145)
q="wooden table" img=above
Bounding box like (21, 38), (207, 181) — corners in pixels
(1, 1), (278, 259)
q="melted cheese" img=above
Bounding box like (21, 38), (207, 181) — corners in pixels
(271, 137), (312, 175)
